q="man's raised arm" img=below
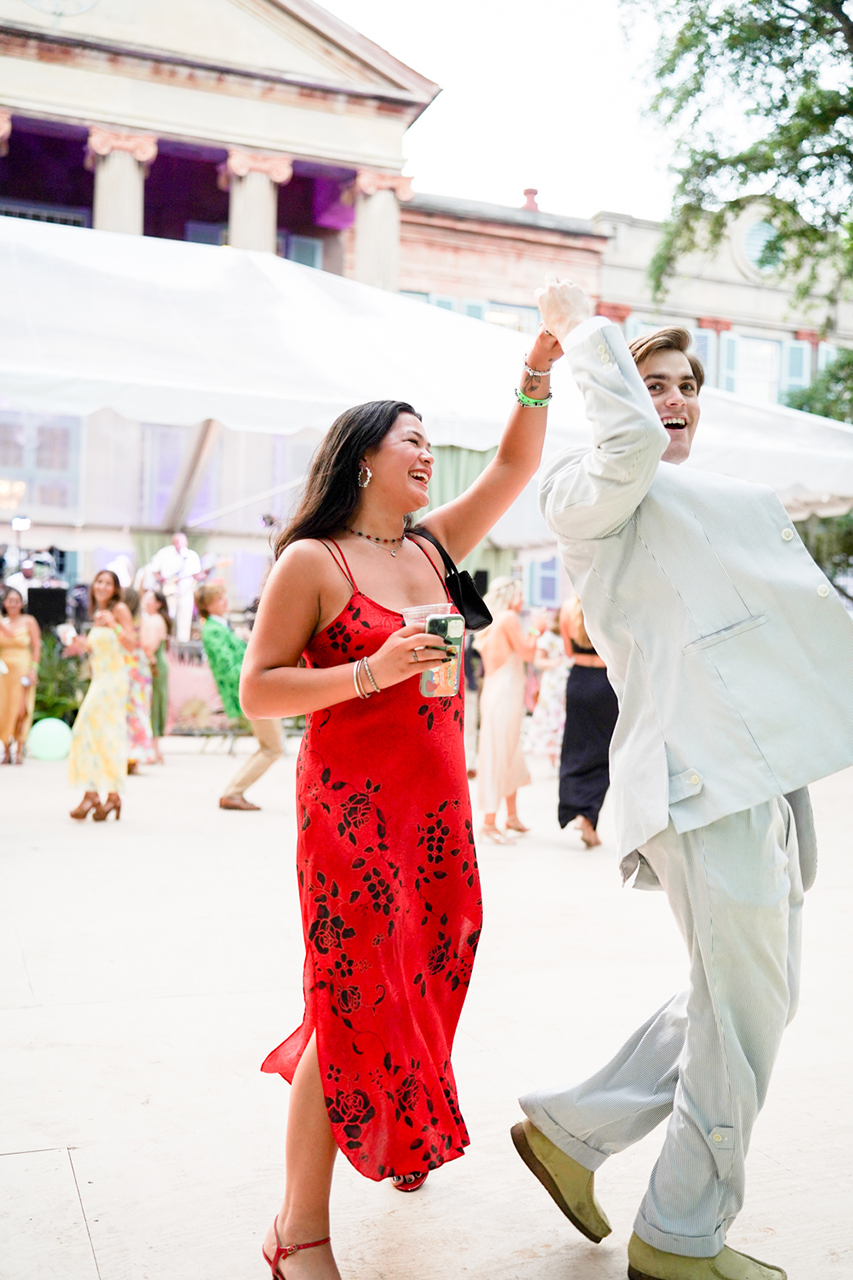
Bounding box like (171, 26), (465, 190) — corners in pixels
(536, 280), (669, 542)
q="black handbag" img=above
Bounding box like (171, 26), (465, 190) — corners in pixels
(412, 527), (493, 631)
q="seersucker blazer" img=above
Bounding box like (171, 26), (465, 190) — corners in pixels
(539, 317), (853, 872)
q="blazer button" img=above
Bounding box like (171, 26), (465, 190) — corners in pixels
(817, 583), (830, 597)
(781, 528), (794, 541)
(597, 344), (607, 354)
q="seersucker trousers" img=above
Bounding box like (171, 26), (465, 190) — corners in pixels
(520, 796), (803, 1257)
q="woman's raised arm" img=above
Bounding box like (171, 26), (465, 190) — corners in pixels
(419, 325), (563, 564)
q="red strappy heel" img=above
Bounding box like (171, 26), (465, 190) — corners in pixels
(262, 1220), (330, 1277)
(392, 1170), (429, 1192)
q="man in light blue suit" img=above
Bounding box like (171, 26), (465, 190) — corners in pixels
(511, 280), (853, 1280)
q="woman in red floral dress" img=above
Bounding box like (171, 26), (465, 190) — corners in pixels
(242, 324), (561, 1279)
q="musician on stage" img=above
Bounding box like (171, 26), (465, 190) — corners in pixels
(149, 533), (202, 643)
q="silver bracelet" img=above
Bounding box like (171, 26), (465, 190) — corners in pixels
(362, 656), (381, 694)
(356, 658), (373, 698)
(524, 358), (553, 378)
(353, 659), (368, 699)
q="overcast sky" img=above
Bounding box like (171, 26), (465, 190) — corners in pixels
(320, 0), (676, 222)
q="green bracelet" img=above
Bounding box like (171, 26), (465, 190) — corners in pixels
(515, 388), (553, 408)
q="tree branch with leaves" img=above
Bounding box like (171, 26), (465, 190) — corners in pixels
(624, 0), (853, 320)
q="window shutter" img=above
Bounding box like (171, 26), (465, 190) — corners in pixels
(720, 333), (738, 393)
(780, 340), (811, 397)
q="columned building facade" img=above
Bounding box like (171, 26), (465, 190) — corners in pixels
(0, 0), (437, 286)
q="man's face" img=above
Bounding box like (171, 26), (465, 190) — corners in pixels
(637, 349), (701, 465)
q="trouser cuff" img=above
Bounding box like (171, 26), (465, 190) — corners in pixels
(633, 1209), (726, 1258)
(518, 1092), (607, 1172)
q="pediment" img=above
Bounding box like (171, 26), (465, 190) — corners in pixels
(0, 0), (439, 105)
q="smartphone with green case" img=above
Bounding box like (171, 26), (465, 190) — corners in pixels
(420, 613), (465, 697)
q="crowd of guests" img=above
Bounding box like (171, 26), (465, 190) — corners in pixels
(2, 549), (615, 838)
(465, 586), (616, 848)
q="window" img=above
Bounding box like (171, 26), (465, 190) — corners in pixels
(818, 342), (838, 371)
(483, 302), (540, 335)
(692, 330), (718, 388)
(0, 200), (90, 228)
(142, 425), (185, 527)
(36, 426), (70, 471)
(744, 221), (782, 272)
(780, 340), (812, 396)
(0, 413), (80, 515)
(719, 334), (814, 402)
(529, 556), (560, 607)
(0, 422), (24, 467)
(185, 221), (228, 246)
(36, 482), (69, 508)
(397, 293), (538, 333)
(282, 235), (324, 269)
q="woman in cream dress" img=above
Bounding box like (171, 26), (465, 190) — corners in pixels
(65, 571), (135, 820)
(0, 587), (41, 764)
(473, 577), (546, 842)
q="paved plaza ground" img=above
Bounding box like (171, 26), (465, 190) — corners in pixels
(2, 737), (851, 1279)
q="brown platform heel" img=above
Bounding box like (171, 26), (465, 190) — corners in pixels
(93, 793), (121, 821)
(70, 792), (100, 820)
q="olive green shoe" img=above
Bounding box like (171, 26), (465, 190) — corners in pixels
(510, 1118), (611, 1243)
(627, 1232), (786, 1280)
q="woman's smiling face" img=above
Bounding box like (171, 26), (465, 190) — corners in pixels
(364, 414), (434, 511)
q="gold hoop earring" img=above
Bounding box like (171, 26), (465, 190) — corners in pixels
(357, 464), (372, 489)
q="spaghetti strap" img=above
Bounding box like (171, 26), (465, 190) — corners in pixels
(408, 535), (451, 600)
(321, 539), (357, 591)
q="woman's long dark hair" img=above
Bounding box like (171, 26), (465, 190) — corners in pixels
(89, 570), (122, 616)
(273, 400), (420, 559)
(149, 588), (173, 636)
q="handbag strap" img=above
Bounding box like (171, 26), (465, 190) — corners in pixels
(410, 526), (460, 580)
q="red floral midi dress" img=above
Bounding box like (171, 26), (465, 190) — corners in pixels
(262, 539), (483, 1181)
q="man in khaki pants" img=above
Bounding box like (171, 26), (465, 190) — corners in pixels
(196, 583), (283, 810)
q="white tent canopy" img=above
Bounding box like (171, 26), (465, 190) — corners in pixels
(2, 215), (853, 544)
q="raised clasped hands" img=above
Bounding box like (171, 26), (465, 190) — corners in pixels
(367, 623), (451, 691)
(535, 275), (592, 344)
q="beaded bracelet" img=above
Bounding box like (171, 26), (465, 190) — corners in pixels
(516, 388), (553, 408)
(362, 657), (381, 694)
(524, 359), (553, 378)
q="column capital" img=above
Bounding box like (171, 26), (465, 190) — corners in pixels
(0, 110), (11, 158)
(697, 316), (732, 334)
(86, 127), (158, 168)
(354, 169), (414, 202)
(596, 301), (632, 324)
(220, 149), (293, 188)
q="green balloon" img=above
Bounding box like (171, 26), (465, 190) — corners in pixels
(28, 717), (73, 761)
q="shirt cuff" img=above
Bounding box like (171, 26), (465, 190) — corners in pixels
(559, 314), (610, 354)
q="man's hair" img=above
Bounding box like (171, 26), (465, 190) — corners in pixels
(194, 582), (225, 619)
(628, 327), (705, 391)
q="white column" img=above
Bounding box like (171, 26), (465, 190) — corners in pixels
(351, 171), (413, 292)
(87, 128), (157, 236)
(224, 151), (293, 253)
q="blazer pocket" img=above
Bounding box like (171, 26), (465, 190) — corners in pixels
(682, 614), (768, 654)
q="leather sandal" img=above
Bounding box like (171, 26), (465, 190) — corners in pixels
(262, 1220), (331, 1278)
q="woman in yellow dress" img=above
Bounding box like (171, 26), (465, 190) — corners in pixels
(65, 571), (135, 820)
(0, 586), (41, 764)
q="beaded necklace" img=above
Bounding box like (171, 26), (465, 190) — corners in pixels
(344, 526), (405, 557)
